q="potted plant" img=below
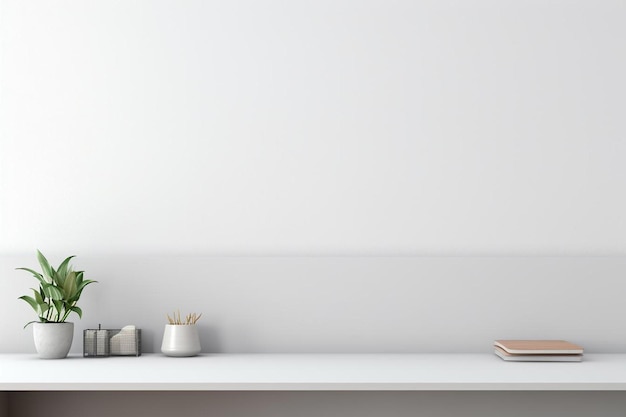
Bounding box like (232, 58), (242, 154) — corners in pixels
(161, 310), (202, 357)
(17, 250), (97, 359)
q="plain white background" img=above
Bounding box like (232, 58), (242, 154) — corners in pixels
(1, 0), (624, 256)
(1, 0), (625, 352)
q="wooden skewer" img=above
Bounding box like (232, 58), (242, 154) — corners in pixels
(167, 310), (202, 325)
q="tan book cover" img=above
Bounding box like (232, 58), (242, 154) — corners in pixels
(494, 346), (583, 362)
(494, 340), (584, 354)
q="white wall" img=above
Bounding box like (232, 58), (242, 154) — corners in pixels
(1, 0), (624, 355)
(2, 0), (625, 256)
(1, 255), (626, 354)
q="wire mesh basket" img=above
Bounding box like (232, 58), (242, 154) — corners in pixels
(84, 325), (141, 357)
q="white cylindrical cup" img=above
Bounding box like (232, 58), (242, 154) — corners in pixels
(161, 324), (201, 357)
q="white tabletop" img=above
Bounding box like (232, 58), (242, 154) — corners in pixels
(1, 353), (625, 391)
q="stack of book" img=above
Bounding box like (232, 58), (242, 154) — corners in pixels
(494, 340), (584, 362)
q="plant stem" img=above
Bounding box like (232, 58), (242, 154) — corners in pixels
(46, 297), (52, 321)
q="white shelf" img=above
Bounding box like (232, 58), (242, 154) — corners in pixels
(1, 353), (626, 391)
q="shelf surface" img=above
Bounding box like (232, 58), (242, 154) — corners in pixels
(1, 353), (626, 391)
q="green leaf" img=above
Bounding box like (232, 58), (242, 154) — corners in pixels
(63, 271), (77, 298)
(52, 267), (64, 288)
(42, 284), (64, 300)
(39, 304), (50, 315)
(56, 256), (75, 279)
(15, 267), (44, 280)
(52, 300), (63, 317)
(70, 306), (83, 319)
(18, 295), (40, 314)
(76, 279), (97, 294)
(16, 268), (47, 288)
(32, 288), (44, 305)
(37, 250), (53, 283)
